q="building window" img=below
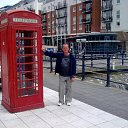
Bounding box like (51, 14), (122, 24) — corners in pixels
(30, 5), (33, 9)
(117, 21), (120, 26)
(48, 13), (50, 18)
(52, 29), (55, 34)
(73, 25), (76, 31)
(86, 14), (91, 21)
(52, 13), (54, 18)
(106, 23), (111, 31)
(79, 15), (82, 24)
(117, 0), (120, 3)
(86, 24), (91, 32)
(79, 5), (82, 11)
(52, 21), (55, 28)
(73, 0), (76, 4)
(79, 24), (82, 30)
(73, 16), (76, 25)
(73, 7), (76, 12)
(48, 6), (50, 10)
(39, 0), (43, 2)
(48, 22), (51, 28)
(86, 3), (91, 10)
(116, 10), (120, 19)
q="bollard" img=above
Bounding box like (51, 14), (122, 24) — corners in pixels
(122, 52), (124, 65)
(91, 53), (93, 67)
(112, 56), (115, 70)
(50, 57), (53, 73)
(106, 56), (110, 87)
(82, 52), (86, 81)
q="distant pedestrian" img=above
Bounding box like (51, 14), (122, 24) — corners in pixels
(42, 44), (76, 106)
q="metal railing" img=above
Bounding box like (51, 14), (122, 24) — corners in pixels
(43, 51), (128, 90)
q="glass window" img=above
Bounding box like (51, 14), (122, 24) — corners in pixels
(73, 6), (76, 12)
(79, 15), (82, 24)
(48, 22), (51, 28)
(86, 24), (91, 32)
(79, 5), (82, 11)
(117, 0), (120, 3)
(48, 13), (50, 18)
(52, 13), (54, 18)
(73, 16), (76, 25)
(86, 3), (91, 10)
(117, 21), (120, 26)
(73, 0), (76, 4)
(86, 14), (91, 21)
(48, 6), (50, 9)
(116, 10), (120, 19)
(73, 25), (76, 30)
(79, 24), (82, 30)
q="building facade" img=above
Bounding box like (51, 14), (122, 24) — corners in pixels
(6, 0), (101, 48)
(101, 0), (128, 33)
(3, 0), (128, 51)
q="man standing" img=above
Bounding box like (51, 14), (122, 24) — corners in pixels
(42, 44), (76, 106)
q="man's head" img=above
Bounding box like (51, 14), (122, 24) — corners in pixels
(62, 44), (70, 55)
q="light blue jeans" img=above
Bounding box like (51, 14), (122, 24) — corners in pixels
(59, 75), (72, 104)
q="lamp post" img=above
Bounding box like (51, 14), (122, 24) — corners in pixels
(35, 0), (38, 15)
(51, 3), (55, 46)
(51, 3), (53, 46)
(64, 23), (67, 44)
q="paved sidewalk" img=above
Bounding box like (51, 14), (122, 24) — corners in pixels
(0, 87), (128, 128)
(0, 65), (128, 128)
(43, 62), (128, 120)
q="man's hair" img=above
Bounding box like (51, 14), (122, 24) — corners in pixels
(62, 43), (69, 48)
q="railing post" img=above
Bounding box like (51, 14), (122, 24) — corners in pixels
(50, 56), (53, 73)
(91, 52), (93, 67)
(82, 50), (86, 81)
(106, 56), (110, 87)
(122, 52), (124, 65)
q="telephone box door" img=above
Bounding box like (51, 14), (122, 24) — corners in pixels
(14, 28), (43, 109)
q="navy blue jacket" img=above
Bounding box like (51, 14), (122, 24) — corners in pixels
(44, 51), (76, 78)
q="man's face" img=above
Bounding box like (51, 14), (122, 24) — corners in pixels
(62, 44), (69, 54)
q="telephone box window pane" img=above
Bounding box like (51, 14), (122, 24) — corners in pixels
(16, 30), (37, 38)
(16, 30), (39, 97)
(18, 81), (38, 97)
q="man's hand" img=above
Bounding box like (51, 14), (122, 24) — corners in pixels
(41, 47), (46, 52)
(70, 77), (76, 83)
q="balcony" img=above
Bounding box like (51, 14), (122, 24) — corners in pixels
(42, 30), (47, 36)
(27, 7), (35, 12)
(82, 18), (92, 24)
(42, 18), (47, 22)
(56, 3), (67, 10)
(56, 12), (67, 19)
(102, 17), (113, 22)
(42, 26), (47, 30)
(102, 5), (113, 11)
(82, 0), (92, 4)
(82, 7), (92, 14)
(56, 21), (67, 27)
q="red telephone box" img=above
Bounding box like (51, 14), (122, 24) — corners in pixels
(0, 10), (44, 112)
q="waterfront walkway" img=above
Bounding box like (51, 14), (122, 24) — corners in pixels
(0, 67), (128, 128)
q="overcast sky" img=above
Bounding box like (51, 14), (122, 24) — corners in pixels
(0, 0), (21, 8)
